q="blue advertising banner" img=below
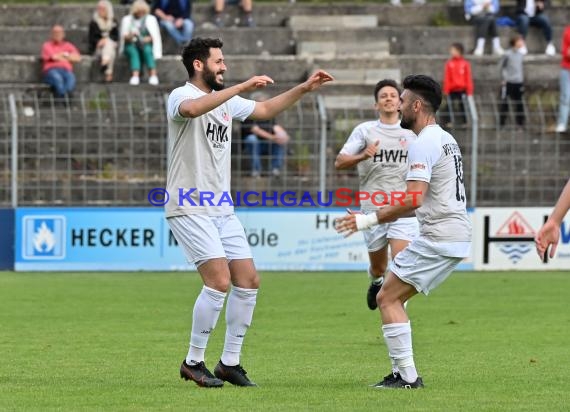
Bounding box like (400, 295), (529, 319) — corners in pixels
(14, 207), (474, 271)
(0, 208), (15, 270)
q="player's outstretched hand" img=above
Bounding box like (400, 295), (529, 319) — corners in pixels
(535, 218), (560, 260)
(302, 70), (334, 92)
(335, 213), (358, 238)
(241, 75), (275, 93)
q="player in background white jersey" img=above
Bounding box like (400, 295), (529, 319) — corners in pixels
(536, 179), (570, 259)
(335, 79), (418, 317)
(167, 37), (333, 388)
(336, 75), (472, 389)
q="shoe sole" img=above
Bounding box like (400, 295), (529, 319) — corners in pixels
(180, 370), (224, 388)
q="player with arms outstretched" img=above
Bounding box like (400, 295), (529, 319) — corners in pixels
(336, 75), (472, 389)
(335, 79), (418, 316)
(166, 37), (333, 388)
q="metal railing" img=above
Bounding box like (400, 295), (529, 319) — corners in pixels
(1, 89), (569, 208)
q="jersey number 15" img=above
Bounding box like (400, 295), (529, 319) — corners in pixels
(453, 155), (466, 203)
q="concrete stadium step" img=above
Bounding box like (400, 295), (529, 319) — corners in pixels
(288, 15), (377, 30)
(297, 40), (389, 59)
(0, 26), (294, 56)
(0, 55), (308, 85)
(296, 26), (565, 56)
(0, 53), (559, 89)
(0, 3), (456, 28)
(1, 3), (569, 28)
(312, 54), (559, 90)
(2, 23), (563, 58)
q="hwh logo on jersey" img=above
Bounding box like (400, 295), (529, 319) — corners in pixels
(206, 122), (228, 146)
(373, 149), (408, 163)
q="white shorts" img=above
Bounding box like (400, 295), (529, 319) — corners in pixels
(389, 236), (464, 295)
(167, 214), (252, 267)
(362, 217), (419, 252)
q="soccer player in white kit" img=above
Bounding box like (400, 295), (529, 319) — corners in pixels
(335, 79), (418, 312)
(166, 37), (333, 388)
(336, 75), (472, 389)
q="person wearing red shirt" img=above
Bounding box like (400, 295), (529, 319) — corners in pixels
(555, 26), (570, 133)
(442, 43), (474, 127)
(41, 25), (81, 99)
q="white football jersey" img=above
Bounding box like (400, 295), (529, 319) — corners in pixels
(340, 120), (416, 212)
(165, 82), (255, 217)
(406, 124), (472, 246)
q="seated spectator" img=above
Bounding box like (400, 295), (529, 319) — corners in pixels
(442, 43), (474, 126)
(464, 0), (504, 56)
(119, 0), (162, 85)
(242, 93), (290, 178)
(121, 0), (151, 4)
(88, 0), (119, 83)
(515, 0), (555, 55)
(554, 25), (570, 133)
(152, 0), (194, 47)
(41, 25), (81, 101)
(214, 0), (254, 28)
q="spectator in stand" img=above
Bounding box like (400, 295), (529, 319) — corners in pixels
(499, 34), (526, 128)
(121, 0), (152, 4)
(152, 0), (194, 47)
(213, 0), (254, 28)
(119, 0), (163, 86)
(554, 26), (570, 133)
(41, 25), (81, 100)
(442, 43), (474, 126)
(242, 92), (290, 178)
(88, 0), (119, 83)
(464, 0), (504, 56)
(515, 0), (555, 55)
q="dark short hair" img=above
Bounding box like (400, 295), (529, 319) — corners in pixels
(510, 34), (523, 47)
(402, 74), (442, 113)
(181, 37), (224, 78)
(373, 79), (401, 102)
(450, 42), (464, 55)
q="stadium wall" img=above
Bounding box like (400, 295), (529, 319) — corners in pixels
(11, 206), (570, 272)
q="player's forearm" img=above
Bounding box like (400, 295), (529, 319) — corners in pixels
(179, 84), (243, 118)
(550, 179), (570, 225)
(334, 153), (364, 170)
(252, 83), (306, 120)
(375, 193), (421, 224)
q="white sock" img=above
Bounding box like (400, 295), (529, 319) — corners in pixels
(221, 286), (258, 366)
(185, 286), (226, 365)
(492, 37), (501, 49)
(391, 358), (399, 374)
(475, 38), (485, 51)
(382, 322), (418, 383)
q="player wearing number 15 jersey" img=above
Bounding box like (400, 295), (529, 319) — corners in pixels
(335, 75), (472, 389)
(335, 79), (418, 314)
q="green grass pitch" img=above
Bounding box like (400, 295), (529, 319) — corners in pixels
(1, 271), (568, 411)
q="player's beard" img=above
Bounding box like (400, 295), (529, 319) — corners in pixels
(400, 111), (414, 130)
(204, 66), (224, 91)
